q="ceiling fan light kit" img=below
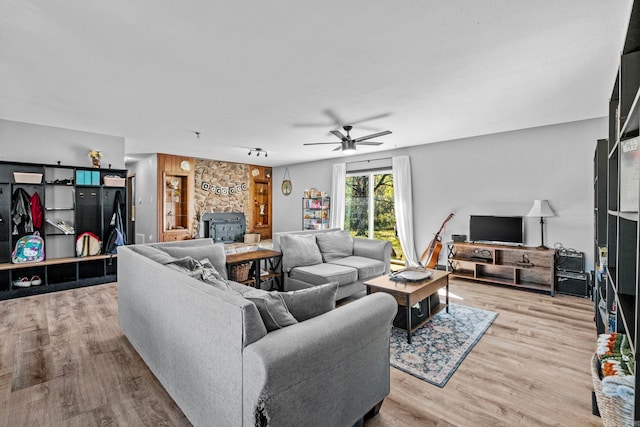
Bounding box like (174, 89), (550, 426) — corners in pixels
(304, 125), (391, 153)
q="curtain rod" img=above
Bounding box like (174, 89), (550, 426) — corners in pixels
(346, 156), (392, 165)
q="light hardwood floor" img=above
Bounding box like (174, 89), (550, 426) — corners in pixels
(0, 280), (601, 427)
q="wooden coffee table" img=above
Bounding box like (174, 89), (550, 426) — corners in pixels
(364, 269), (450, 344)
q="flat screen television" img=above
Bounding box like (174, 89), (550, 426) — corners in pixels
(469, 215), (523, 245)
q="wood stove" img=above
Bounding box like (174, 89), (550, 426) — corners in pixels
(201, 212), (246, 243)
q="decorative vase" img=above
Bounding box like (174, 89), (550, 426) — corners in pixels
(91, 157), (100, 168)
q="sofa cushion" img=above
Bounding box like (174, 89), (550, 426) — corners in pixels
(158, 244), (228, 279)
(132, 245), (178, 265)
(290, 263), (358, 286)
(315, 230), (353, 262)
(280, 281), (338, 321)
(280, 234), (323, 273)
(241, 289), (298, 332)
(328, 256), (385, 280)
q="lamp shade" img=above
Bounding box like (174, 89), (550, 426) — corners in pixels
(526, 199), (555, 217)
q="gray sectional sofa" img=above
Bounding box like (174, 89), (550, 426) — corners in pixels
(118, 238), (397, 427)
(273, 228), (392, 300)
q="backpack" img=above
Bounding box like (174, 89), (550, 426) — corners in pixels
(76, 232), (101, 257)
(12, 231), (45, 263)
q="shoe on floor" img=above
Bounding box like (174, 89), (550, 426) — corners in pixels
(30, 275), (42, 286)
(13, 277), (31, 288)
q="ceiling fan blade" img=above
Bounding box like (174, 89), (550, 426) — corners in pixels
(324, 109), (345, 127)
(353, 130), (392, 142)
(303, 142), (341, 146)
(356, 141), (384, 146)
(332, 145), (343, 151)
(349, 112), (391, 125)
(293, 122), (334, 128)
(330, 130), (348, 141)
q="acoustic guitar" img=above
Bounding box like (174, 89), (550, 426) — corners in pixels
(420, 213), (455, 268)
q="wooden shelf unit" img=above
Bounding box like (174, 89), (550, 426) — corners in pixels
(157, 154), (195, 242)
(249, 166), (273, 240)
(447, 241), (555, 295)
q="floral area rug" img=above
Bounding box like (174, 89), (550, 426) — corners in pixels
(390, 303), (498, 388)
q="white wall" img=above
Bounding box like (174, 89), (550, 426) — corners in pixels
(273, 117), (607, 268)
(0, 119), (125, 168)
(126, 154), (158, 243)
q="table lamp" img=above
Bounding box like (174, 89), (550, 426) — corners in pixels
(526, 200), (555, 250)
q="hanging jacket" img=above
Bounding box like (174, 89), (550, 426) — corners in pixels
(11, 188), (33, 235)
(104, 190), (127, 254)
(30, 192), (43, 229)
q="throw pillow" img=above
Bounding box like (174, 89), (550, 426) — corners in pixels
(165, 256), (230, 291)
(315, 230), (353, 262)
(159, 244), (228, 279)
(242, 289), (298, 332)
(280, 282), (339, 322)
(280, 234), (323, 273)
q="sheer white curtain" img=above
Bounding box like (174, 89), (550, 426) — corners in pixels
(392, 155), (419, 266)
(329, 163), (346, 229)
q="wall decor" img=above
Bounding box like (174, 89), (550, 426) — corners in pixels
(281, 168), (292, 196)
(201, 181), (249, 195)
(88, 149), (102, 168)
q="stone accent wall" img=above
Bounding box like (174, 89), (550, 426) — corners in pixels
(193, 159), (250, 236)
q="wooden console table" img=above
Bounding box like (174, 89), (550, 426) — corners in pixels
(225, 249), (283, 290)
(447, 241), (555, 295)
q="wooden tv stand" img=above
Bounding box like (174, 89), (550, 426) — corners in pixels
(447, 241), (556, 295)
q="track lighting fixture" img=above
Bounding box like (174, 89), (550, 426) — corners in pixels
(247, 148), (268, 158)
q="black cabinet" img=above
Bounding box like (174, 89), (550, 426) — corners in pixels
(0, 160), (127, 300)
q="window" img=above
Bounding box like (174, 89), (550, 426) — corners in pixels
(344, 171), (402, 262)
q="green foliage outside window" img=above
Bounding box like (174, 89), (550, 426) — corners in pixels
(345, 173), (403, 261)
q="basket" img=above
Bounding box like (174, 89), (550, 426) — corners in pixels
(13, 172), (42, 184)
(230, 262), (251, 282)
(103, 176), (126, 187)
(591, 353), (634, 427)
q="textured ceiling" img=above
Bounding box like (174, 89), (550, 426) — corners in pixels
(0, 1), (632, 166)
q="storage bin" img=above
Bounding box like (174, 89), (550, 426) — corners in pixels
(13, 172), (42, 184)
(104, 176), (126, 187)
(230, 263), (251, 282)
(591, 353), (634, 427)
(75, 170), (86, 185)
(244, 233), (261, 243)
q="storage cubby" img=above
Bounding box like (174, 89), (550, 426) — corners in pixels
(593, 2), (640, 420)
(447, 241), (555, 295)
(0, 160), (127, 300)
(47, 263), (77, 284)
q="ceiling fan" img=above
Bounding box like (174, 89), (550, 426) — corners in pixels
(304, 125), (392, 152)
